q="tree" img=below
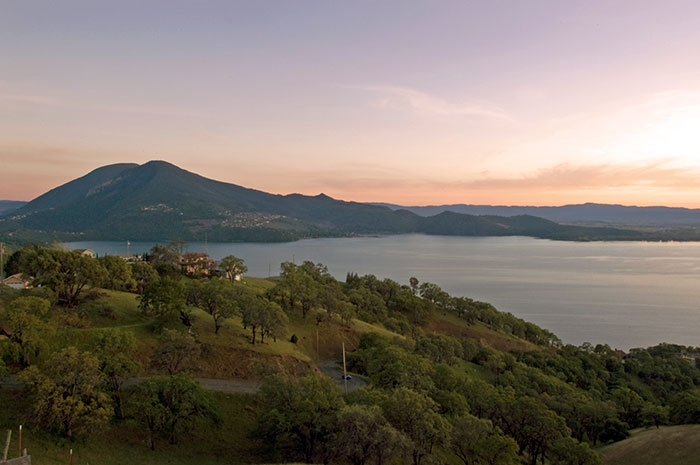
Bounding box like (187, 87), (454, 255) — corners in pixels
(0, 296), (51, 366)
(139, 277), (191, 328)
(261, 301), (288, 343)
(641, 402), (668, 429)
(20, 347), (113, 438)
(258, 373), (344, 463)
(91, 329), (140, 419)
(241, 296), (287, 344)
(382, 387), (451, 465)
(189, 279), (238, 334)
(147, 244), (181, 276)
(98, 255), (136, 291)
(130, 373), (216, 449)
(493, 396), (569, 465)
(150, 329), (200, 375)
(130, 261), (159, 294)
(549, 438), (603, 465)
(269, 262), (320, 318)
(219, 255), (248, 281)
(409, 277), (419, 295)
(669, 389), (700, 424)
(19, 246), (107, 307)
(450, 414), (519, 465)
(329, 404), (410, 465)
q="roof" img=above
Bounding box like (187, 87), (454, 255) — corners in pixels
(2, 273), (29, 283)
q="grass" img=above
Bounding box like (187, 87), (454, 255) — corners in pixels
(0, 388), (270, 465)
(601, 425), (700, 465)
(426, 310), (539, 353)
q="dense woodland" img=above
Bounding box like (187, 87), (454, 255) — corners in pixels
(2, 243), (700, 464)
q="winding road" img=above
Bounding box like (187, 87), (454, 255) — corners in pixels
(1, 361), (367, 394)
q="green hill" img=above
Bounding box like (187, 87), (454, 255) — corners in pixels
(0, 160), (652, 242)
(602, 425), (700, 465)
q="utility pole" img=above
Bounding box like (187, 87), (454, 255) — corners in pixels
(0, 242), (5, 280)
(342, 342), (348, 394)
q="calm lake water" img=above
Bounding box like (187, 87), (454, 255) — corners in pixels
(67, 235), (700, 350)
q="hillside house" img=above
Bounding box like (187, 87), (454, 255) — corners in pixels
(180, 252), (216, 276)
(2, 273), (32, 290)
(74, 249), (96, 258)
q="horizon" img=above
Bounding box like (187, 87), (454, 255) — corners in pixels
(4, 1), (700, 207)
(6, 159), (700, 211)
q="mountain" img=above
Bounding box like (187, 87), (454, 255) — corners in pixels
(0, 161), (655, 243)
(372, 202), (700, 227)
(0, 200), (27, 215)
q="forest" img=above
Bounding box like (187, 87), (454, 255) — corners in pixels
(2, 243), (700, 465)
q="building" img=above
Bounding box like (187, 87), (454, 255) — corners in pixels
(74, 249), (96, 258)
(1, 273), (32, 290)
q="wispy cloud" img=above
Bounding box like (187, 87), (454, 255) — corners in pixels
(280, 162), (700, 197)
(354, 85), (513, 121)
(0, 91), (197, 117)
(460, 163), (700, 191)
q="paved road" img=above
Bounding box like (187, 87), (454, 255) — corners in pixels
(317, 360), (368, 393)
(2, 363), (366, 394)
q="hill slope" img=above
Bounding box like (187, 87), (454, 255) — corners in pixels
(0, 160), (649, 242)
(602, 425), (700, 465)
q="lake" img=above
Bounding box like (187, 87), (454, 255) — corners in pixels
(66, 235), (700, 350)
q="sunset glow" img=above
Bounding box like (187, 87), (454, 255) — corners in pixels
(3, 1), (700, 207)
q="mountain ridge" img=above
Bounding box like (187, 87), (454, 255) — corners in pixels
(0, 161), (670, 243)
(371, 202), (700, 226)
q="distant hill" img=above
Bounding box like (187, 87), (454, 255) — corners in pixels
(0, 200), (27, 215)
(372, 202), (700, 226)
(0, 160), (661, 243)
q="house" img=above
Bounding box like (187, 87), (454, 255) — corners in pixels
(180, 252), (216, 276)
(2, 273), (32, 290)
(74, 249), (96, 258)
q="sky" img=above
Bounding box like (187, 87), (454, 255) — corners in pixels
(3, 0), (700, 207)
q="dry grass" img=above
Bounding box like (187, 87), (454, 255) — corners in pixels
(601, 425), (700, 465)
(426, 311), (539, 353)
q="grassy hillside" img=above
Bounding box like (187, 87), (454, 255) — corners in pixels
(0, 389), (264, 465)
(602, 425), (700, 465)
(0, 274), (545, 465)
(8, 253), (698, 465)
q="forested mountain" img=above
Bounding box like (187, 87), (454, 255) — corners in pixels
(0, 160), (653, 242)
(373, 202), (700, 226)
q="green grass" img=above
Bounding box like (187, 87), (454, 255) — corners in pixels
(0, 389), (269, 465)
(601, 425), (700, 465)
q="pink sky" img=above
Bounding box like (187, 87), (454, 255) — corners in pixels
(3, 1), (700, 207)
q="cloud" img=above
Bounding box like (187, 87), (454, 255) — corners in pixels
(275, 162), (700, 198)
(459, 163), (700, 191)
(354, 85), (513, 121)
(0, 91), (197, 117)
